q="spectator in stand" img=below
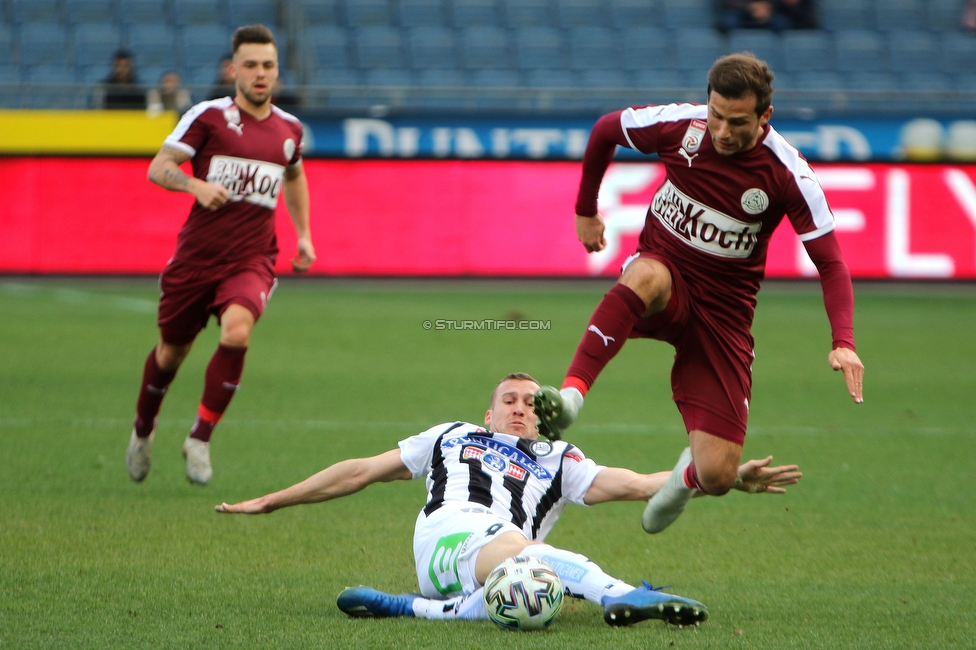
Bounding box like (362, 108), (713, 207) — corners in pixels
(717, 0), (818, 33)
(146, 71), (192, 117)
(271, 78), (300, 111)
(102, 49), (147, 109)
(209, 54), (236, 99)
(963, 0), (976, 32)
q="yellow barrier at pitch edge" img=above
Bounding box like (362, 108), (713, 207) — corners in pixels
(0, 110), (178, 154)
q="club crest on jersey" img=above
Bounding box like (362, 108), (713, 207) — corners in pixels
(682, 119), (707, 154)
(530, 440), (552, 456)
(224, 107), (243, 136)
(740, 188), (769, 215)
(283, 138), (296, 161)
(462, 446), (527, 481)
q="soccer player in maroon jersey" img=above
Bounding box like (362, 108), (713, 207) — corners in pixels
(532, 53), (864, 533)
(126, 25), (316, 486)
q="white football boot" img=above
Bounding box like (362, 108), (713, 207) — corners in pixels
(182, 437), (213, 485)
(126, 429), (154, 482)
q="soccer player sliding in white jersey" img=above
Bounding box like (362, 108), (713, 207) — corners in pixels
(216, 373), (801, 626)
(532, 53), (864, 535)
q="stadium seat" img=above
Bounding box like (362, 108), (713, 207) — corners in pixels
(119, 0), (172, 25)
(927, 0), (964, 32)
(353, 26), (404, 68)
(608, 0), (663, 29)
(10, 0), (62, 24)
(632, 68), (687, 89)
(899, 72), (952, 91)
(555, 0), (609, 29)
(172, 0), (225, 26)
(578, 68), (629, 88)
(182, 24), (233, 71)
(792, 70), (844, 89)
(568, 27), (620, 71)
(619, 26), (673, 72)
(468, 67), (520, 87)
(887, 31), (939, 75)
(843, 71), (898, 90)
(502, 0), (553, 28)
(524, 68), (576, 88)
(416, 68), (466, 86)
(226, 0), (279, 27)
(727, 29), (783, 71)
(301, 0), (343, 26)
(942, 33), (976, 75)
(127, 23), (180, 69)
(18, 23), (70, 67)
(344, 0), (394, 27)
(308, 25), (351, 68)
(661, 0), (715, 30)
(460, 26), (512, 69)
(0, 25), (16, 66)
(514, 26), (565, 70)
(833, 30), (886, 74)
(363, 67), (414, 86)
(819, 0), (873, 31)
(451, 0), (503, 27)
(873, 0), (925, 32)
(313, 67), (361, 85)
(65, 0), (119, 24)
(24, 64), (77, 84)
(672, 28), (726, 74)
(73, 23), (125, 69)
(0, 66), (24, 84)
(399, 0), (449, 27)
(407, 26), (459, 70)
(780, 31), (834, 74)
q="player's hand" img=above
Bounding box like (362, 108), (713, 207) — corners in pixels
(828, 346), (864, 404)
(734, 456), (802, 494)
(291, 236), (317, 273)
(192, 180), (230, 211)
(215, 499), (268, 514)
(576, 213), (607, 253)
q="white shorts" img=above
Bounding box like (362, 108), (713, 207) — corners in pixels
(413, 504), (523, 599)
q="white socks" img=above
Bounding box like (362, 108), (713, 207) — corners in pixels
(522, 544), (632, 604)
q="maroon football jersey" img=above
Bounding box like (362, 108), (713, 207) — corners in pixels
(162, 97), (304, 265)
(579, 103), (836, 326)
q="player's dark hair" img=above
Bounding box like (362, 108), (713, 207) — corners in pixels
(706, 52), (775, 116)
(232, 24), (276, 54)
(490, 372), (539, 406)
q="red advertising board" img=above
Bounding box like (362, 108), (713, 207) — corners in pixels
(1, 157), (974, 278)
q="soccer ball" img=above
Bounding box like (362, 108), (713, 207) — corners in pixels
(483, 555), (563, 631)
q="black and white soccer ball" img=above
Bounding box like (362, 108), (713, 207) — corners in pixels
(483, 555), (563, 631)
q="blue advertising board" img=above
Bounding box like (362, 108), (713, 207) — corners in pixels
(299, 114), (976, 162)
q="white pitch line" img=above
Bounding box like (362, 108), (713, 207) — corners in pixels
(2, 282), (157, 314)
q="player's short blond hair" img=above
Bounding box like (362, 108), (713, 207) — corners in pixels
(707, 52), (775, 116)
(490, 372), (539, 407)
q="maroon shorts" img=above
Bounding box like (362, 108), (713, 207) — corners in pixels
(157, 256), (277, 346)
(627, 254), (753, 446)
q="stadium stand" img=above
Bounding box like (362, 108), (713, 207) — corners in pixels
(0, 0), (973, 114)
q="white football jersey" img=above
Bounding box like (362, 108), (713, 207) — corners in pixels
(398, 422), (604, 542)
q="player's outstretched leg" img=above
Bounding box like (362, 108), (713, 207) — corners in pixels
(532, 386), (584, 441)
(182, 437), (213, 485)
(126, 429), (154, 482)
(602, 581), (708, 627)
(337, 586), (420, 618)
(642, 447), (697, 533)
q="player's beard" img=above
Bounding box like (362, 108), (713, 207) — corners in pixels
(240, 87), (271, 107)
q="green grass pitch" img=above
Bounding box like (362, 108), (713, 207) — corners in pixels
(1, 277), (974, 649)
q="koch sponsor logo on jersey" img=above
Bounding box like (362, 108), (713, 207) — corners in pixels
(207, 155), (285, 209)
(445, 435), (552, 480)
(651, 180), (762, 259)
(462, 446), (528, 480)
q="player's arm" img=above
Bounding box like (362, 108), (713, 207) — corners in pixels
(575, 110), (631, 253)
(215, 448), (412, 514)
(283, 162), (316, 273)
(803, 232), (865, 403)
(582, 456), (801, 505)
(147, 144), (229, 210)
